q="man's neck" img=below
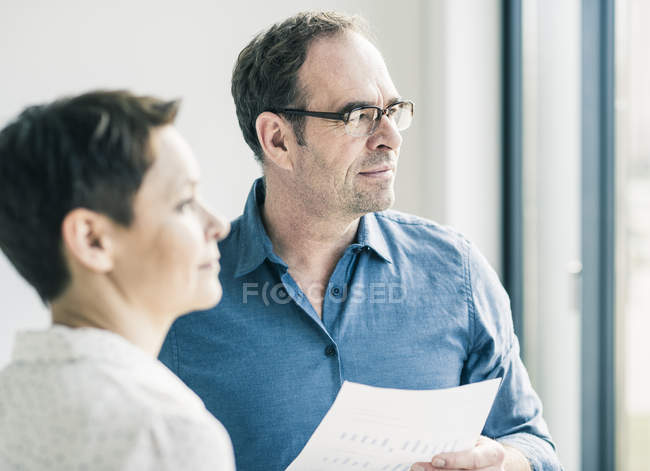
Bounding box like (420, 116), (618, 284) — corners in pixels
(262, 185), (361, 304)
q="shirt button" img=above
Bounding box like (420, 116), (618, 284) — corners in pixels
(330, 286), (342, 297)
(325, 344), (337, 357)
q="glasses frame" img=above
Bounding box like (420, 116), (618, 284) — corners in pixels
(271, 100), (414, 137)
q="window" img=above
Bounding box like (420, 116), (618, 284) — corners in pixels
(615, 0), (650, 469)
(520, 1), (582, 470)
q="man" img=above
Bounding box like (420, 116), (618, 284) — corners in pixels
(160, 11), (562, 471)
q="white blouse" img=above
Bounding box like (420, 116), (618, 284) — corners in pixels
(0, 325), (235, 470)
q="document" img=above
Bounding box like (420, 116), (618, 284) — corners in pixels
(286, 378), (502, 471)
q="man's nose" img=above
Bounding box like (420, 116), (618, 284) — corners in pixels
(367, 113), (403, 151)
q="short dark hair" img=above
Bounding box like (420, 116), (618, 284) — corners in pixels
(0, 90), (179, 302)
(231, 11), (371, 162)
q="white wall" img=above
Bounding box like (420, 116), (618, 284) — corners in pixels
(437, 1), (503, 276)
(0, 0), (502, 366)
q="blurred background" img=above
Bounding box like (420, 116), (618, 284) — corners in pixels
(0, 1), (647, 470)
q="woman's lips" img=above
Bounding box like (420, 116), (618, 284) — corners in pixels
(199, 259), (220, 270)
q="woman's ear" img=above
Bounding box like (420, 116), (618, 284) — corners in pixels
(255, 112), (297, 171)
(61, 209), (115, 273)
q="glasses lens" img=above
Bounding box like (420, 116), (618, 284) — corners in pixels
(388, 102), (413, 131)
(344, 102), (414, 136)
(345, 107), (380, 136)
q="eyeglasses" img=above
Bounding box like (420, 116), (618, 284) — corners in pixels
(272, 100), (414, 137)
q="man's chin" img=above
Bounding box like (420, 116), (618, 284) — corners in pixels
(372, 196), (395, 212)
(349, 190), (395, 214)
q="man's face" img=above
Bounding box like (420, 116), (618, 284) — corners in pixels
(289, 31), (404, 218)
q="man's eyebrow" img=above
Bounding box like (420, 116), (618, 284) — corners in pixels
(336, 97), (403, 114)
(336, 101), (376, 114)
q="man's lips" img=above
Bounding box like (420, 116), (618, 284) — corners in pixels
(358, 166), (394, 176)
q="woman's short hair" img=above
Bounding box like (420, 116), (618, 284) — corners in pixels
(0, 90), (179, 302)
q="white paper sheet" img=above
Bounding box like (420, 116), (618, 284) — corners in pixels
(285, 378), (502, 471)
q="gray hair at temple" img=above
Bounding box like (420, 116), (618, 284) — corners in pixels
(230, 10), (373, 163)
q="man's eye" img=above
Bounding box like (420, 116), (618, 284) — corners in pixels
(349, 109), (374, 124)
(357, 109), (375, 121)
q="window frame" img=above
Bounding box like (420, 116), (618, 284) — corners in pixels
(581, 0), (616, 470)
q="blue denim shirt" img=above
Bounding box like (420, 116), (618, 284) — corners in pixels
(160, 178), (561, 471)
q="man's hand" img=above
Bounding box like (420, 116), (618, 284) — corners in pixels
(409, 436), (531, 471)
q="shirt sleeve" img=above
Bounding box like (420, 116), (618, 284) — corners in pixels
(461, 240), (563, 471)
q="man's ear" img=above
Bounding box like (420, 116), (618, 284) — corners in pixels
(255, 112), (297, 171)
(61, 208), (115, 273)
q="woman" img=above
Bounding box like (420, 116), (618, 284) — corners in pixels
(0, 90), (235, 470)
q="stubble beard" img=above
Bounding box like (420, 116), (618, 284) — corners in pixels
(343, 178), (395, 215)
(296, 145), (397, 218)
(342, 150), (397, 215)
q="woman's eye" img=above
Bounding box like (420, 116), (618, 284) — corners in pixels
(176, 198), (196, 212)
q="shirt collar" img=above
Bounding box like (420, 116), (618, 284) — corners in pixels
(356, 212), (393, 264)
(11, 324), (152, 365)
(234, 178), (393, 278)
(234, 178), (287, 278)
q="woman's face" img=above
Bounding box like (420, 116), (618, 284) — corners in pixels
(109, 125), (229, 317)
